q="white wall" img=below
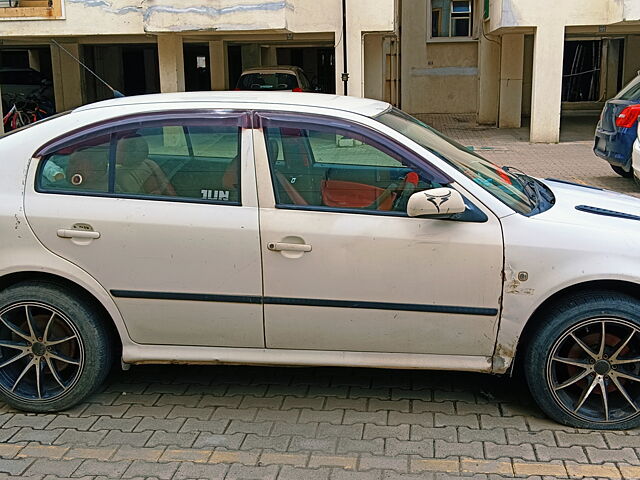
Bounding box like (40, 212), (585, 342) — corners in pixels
(488, 0), (624, 32)
(624, 0), (640, 21)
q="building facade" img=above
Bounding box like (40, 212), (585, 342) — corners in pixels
(402, 0), (640, 142)
(0, 0), (398, 128)
(2, 1), (639, 143)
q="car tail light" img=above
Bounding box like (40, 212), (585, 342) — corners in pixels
(615, 105), (640, 128)
(234, 88), (241, 91)
(292, 87), (303, 92)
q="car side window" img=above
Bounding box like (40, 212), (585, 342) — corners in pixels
(37, 120), (241, 204)
(38, 134), (111, 193)
(263, 121), (442, 213)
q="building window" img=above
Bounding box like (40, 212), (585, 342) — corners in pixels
(0, 0), (62, 19)
(430, 0), (473, 40)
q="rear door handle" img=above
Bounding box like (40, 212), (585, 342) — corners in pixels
(267, 242), (312, 252)
(57, 229), (100, 239)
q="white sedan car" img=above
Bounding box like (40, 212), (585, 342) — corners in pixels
(1, 92), (639, 430)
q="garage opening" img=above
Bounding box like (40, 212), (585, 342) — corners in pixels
(184, 43), (211, 92)
(562, 40), (603, 102)
(82, 44), (160, 103)
(0, 46), (54, 111)
(226, 44), (335, 94)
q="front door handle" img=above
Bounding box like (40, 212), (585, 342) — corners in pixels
(267, 242), (312, 252)
(57, 229), (100, 239)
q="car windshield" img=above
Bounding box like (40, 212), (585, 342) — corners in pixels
(237, 73), (298, 91)
(376, 108), (534, 214)
(615, 75), (640, 101)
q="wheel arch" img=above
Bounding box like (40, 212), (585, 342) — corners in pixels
(511, 279), (640, 374)
(0, 270), (123, 359)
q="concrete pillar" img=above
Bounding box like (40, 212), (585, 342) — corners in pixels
(334, 31), (345, 95)
(335, 14), (365, 96)
(521, 35), (534, 116)
(50, 41), (84, 112)
(336, 29), (364, 97)
(261, 46), (277, 66)
(28, 49), (41, 72)
(623, 35), (640, 85)
(530, 25), (564, 143)
(603, 38), (624, 100)
(499, 33), (524, 128)
(209, 40), (228, 91)
(349, 27), (365, 97)
(477, 28), (501, 125)
(241, 44), (261, 70)
(364, 34), (384, 101)
(157, 35), (185, 93)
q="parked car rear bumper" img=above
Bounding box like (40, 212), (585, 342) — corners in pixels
(594, 125), (635, 170)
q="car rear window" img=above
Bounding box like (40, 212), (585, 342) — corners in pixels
(616, 76), (640, 101)
(237, 73), (298, 91)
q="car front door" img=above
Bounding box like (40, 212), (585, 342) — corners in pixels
(255, 112), (504, 356)
(24, 111), (264, 348)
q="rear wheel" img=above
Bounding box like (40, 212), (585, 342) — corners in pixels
(0, 282), (112, 412)
(525, 291), (640, 429)
(611, 165), (633, 178)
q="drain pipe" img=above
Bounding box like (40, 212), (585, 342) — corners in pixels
(341, 0), (349, 95)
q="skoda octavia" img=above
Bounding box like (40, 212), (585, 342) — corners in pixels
(0, 92), (639, 430)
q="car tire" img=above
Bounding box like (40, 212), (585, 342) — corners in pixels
(611, 165), (633, 178)
(0, 281), (112, 412)
(525, 290), (640, 430)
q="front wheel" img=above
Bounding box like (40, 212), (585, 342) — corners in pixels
(0, 282), (112, 412)
(525, 291), (640, 429)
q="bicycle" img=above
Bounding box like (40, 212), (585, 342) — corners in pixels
(2, 90), (54, 132)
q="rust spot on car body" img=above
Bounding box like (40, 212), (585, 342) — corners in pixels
(492, 342), (517, 374)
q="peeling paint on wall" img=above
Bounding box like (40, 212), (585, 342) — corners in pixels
(144, 1), (293, 22)
(67, 0), (140, 15)
(66, 0), (293, 20)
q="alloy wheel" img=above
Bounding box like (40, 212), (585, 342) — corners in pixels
(547, 318), (640, 424)
(0, 302), (84, 402)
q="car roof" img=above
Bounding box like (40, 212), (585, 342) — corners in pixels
(241, 65), (301, 73)
(74, 91), (392, 118)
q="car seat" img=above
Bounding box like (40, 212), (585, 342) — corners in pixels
(276, 128), (324, 205)
(115, 135), (176, 196)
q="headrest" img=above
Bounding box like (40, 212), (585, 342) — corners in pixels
(117, 135), (149, 166)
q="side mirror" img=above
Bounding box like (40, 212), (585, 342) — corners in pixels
(407, 187), (466, 218)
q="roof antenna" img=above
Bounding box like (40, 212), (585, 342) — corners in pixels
(51, 39), (125, 98)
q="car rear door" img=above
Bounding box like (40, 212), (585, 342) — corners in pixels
(24, 111), (264, 348)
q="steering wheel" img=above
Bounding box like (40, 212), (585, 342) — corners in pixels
(392, 171), (420, 211)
